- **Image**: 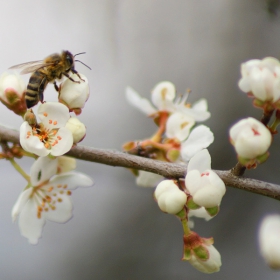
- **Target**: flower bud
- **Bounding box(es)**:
[57,156,76,173]
[59,73,89,113]
[238,57,280,103]
[183,232,222,274]
[259,215,280,269]
[229,117,272,160]
[185,149,226,210]
[0,72,27,115]
[154,180,187,214]
[65,117,86,143]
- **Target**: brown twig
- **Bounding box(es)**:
[1,124,280,200]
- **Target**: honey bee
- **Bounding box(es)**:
[9,50,91,108]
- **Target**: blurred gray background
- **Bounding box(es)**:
[0,0,280,279]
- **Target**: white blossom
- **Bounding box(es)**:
[126,82,210,122]
[238,57,280,102]
[189,243,222,273]
[59,73,89,110]
[154,180,187,214]
[0,72,26,103]
[259,215,280,269]
[185,149,226,208]
[20,102,73,157]
[12,156,94,244]
[229,117,272,159]
[66,117,86,143]
[136,170,163,188]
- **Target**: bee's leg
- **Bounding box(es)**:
[54,81,59,92]
[70,69,85,82]
[62,72,81,83]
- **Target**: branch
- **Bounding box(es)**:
[1,124,280,201]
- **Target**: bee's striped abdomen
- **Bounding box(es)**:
[25,71,48,108]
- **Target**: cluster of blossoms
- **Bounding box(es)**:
[0,70,93,244]
[125,82,225,273]
[231,57,280,269]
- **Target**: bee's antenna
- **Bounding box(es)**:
[74,52,86,57]
[75,60,92,70]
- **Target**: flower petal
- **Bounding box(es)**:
[126,86,157,115]
[181,126,214,162]
[187,149,211,173]
[18,198,46,245]
[30,157,58,186]
[43,193,73,223]
[11,188,32,222]
[136,170,163,187]
[38,102,70,129]
[166,112,195,141]
[49,172,94,190]
[151,81,176,111]
[49,127,73,156]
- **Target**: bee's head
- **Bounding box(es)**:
[62,50,75,70]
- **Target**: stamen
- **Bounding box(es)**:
[57,198,62,202]
[53,121,57,125]
[49,120,53,124]
[43,112,48,117]
[180,122,189,129]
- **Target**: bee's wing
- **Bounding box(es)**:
[9,60,53,74]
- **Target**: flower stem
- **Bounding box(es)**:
[182,217,191,236]
[9,158,30,182]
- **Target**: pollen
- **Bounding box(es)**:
[53,121,57,125]
[57,184,62,188]
[48,186,53,192]
[57,198,63,202]
[43,112,48,117]
[67,190,72,195]
[49,120,53,124]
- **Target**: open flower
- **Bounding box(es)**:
[259,214,280,269]
[238,57,280,103]
[126,82,210,121]
[185,149,226,210]
[20,102,73,157]
[154,180,187,214]
[229,117,272,162]
[12,156,94,244]
[59,73,89,114]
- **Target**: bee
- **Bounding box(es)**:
[9,50,91,108]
